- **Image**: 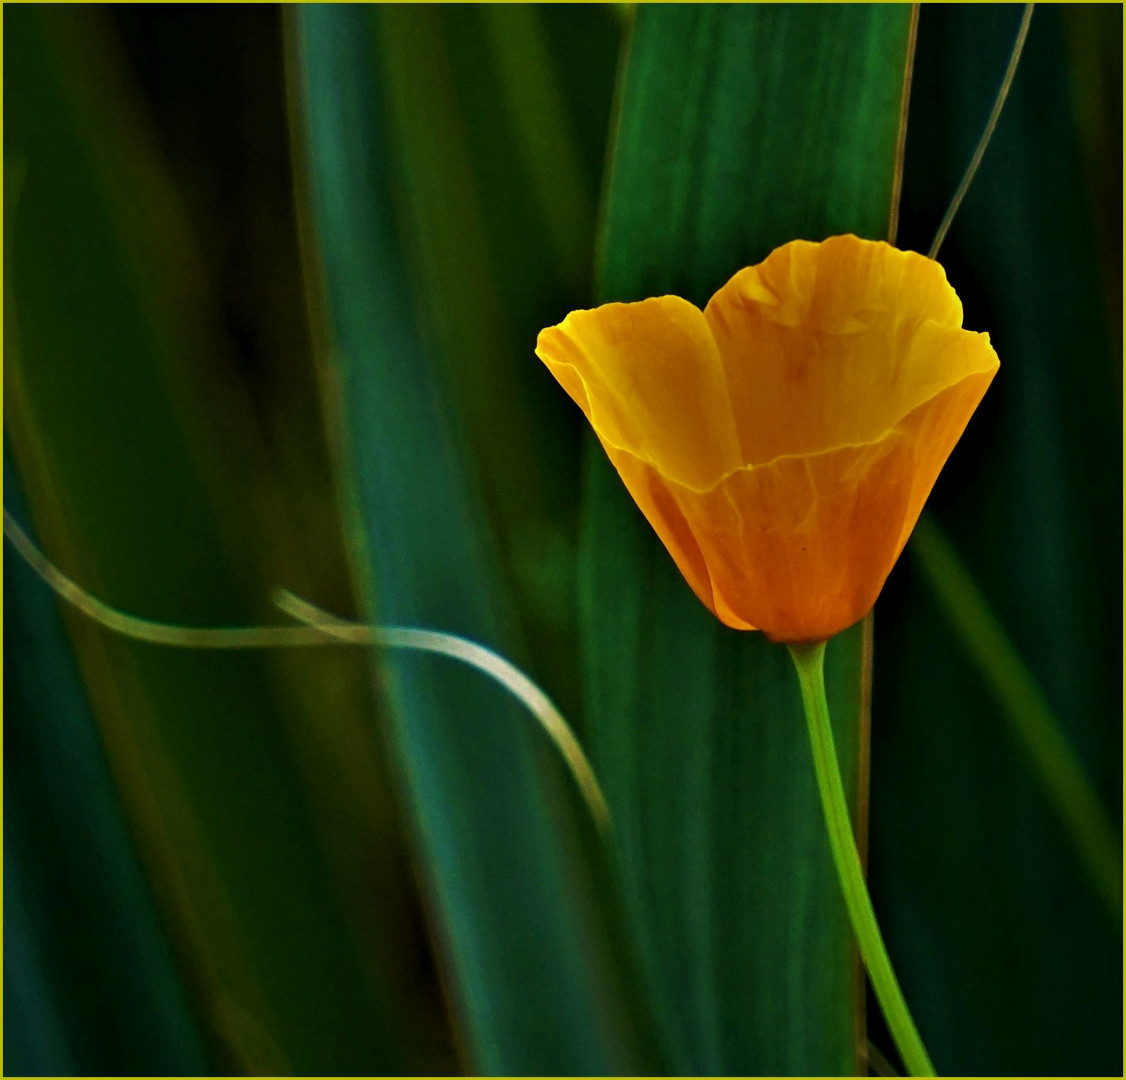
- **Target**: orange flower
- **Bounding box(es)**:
[536,234,999,643]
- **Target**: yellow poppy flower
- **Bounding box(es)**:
[536,234,999,643]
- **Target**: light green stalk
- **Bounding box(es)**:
[789,641,936,1078]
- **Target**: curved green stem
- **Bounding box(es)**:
[927,3,1034,260]
[788,641,936,1078]
[3,508,611,835]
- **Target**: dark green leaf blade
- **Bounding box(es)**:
[4,7,430,1073]
[292,6,659,1073]
[874,5,1122,1073]
[584,5,914,1074]
[4,458,211,1078]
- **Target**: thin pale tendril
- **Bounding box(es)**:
[887,3,920,247]
[867,1040,902,1079]
[275,589,610,831]
[4,509,331,648]
[4,508,610,834]
[928,3,1034,260]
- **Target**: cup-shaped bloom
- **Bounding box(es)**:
[536,234,999,643]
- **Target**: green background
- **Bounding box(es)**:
[4,4,1120,1076]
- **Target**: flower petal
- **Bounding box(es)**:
[703,234,980,466]
[536,297,742,490]
[536,236,1000,643]
[652,365,998,642]
[603,446,755,629]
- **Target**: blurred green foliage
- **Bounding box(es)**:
[4,3,1121,1077]
[292,7,657,1073]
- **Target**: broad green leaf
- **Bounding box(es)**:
[292,6,660,1073]
[4,7,435,1073]
[368,4,622,729]
[4,458,210,1077]
[872,5,1121,1073]
[583,5,914,1074]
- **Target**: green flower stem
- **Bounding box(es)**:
[788,640,936,1078]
